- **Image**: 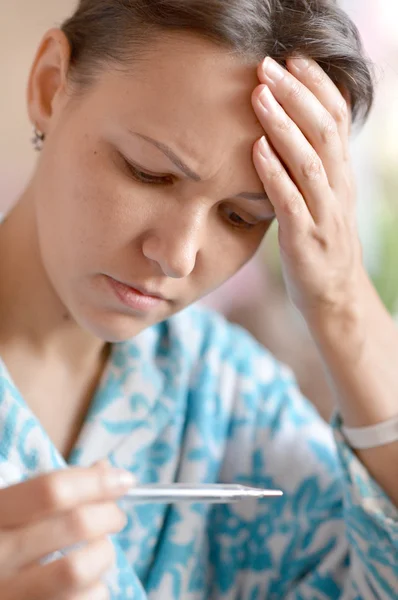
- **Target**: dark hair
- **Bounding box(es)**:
[61,0,374,123]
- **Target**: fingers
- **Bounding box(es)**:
[286,57,352,154]
[252,84,333,223]
[0,501,126,575]
[259,57,351,159]
[257,57,346,190]
[93,459,112,469]
[253,136,310,233]
[0,537,114,600]
[61,581,110,600]
[0,465,135,528]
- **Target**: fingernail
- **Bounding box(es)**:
[259,136,272,159]
[292,57,310,71]
[262,57,285,83]
[259,86,278,111]
[94,459,111,469]
[105,468,136,492]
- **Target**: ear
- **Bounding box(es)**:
[27,28,71,135]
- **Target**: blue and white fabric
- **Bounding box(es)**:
[0,306,397,598]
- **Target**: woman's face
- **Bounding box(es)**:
[31,32,275,341]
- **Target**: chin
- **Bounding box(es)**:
[73,307,156,343]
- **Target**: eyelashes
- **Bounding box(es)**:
[224,209,258,229]
[123,158,174,186]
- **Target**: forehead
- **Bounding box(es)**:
[88,32,264,178]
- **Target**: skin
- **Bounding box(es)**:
[253,56,398,506]
[1,31,275,345]
[0,24,397,597]
[0,31,275,457]
[0,462,135,598]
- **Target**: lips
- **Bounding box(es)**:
[124,282,167,301]
[107,276,168,313]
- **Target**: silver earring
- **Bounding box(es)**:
[32,127,45,151]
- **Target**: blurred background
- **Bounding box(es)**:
[1,0,397,419]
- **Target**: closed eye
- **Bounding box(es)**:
[120,154,272,230]
[123,158,174,185]
[223,207,260,230]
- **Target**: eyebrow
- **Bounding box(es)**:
[132,132,201,182]
[130,131,271,204]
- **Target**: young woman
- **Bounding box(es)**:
[0,0,397,598]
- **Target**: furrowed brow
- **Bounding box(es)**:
[130,132,202,182]
[129,131,272,207]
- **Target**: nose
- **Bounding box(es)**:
[142,209,206,279]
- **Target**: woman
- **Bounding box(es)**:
[0,0,397,598]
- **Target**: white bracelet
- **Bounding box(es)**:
[341,415,398,449]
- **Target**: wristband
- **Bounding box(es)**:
[341,414,398,449]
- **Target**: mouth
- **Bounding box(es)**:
[121,280,168,300]
[107,276,168,312]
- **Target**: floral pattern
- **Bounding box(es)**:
[0,306,397,598]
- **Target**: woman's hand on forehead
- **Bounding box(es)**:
[251,56,361,324]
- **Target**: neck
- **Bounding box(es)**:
[0,186,106,371]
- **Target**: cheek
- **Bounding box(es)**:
[201,223,269,292]
[45,147,139,262]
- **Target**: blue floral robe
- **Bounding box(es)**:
[0,306,397,598]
